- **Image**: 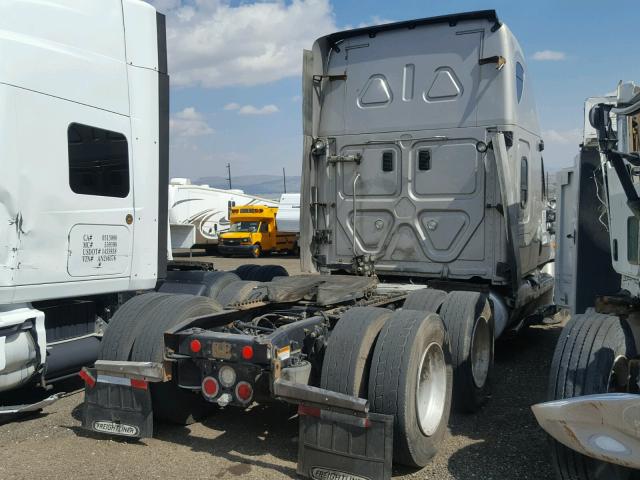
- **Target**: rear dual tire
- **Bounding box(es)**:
[321,307,452,468]
[404,289,494,413]
[369,310,452,467]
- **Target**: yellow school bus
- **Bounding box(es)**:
[218,206,298,258]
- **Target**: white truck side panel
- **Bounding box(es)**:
[0,85,134,290]
[127,64,161,290]
[0,0,130,116]
[122,0,161,71]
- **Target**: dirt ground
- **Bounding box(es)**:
[0,254,562,480]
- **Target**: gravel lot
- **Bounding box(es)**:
[1,254,562,480]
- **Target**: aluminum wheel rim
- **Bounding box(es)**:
[416,342,447,436]
[471,316,492,389]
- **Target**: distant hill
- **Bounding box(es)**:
[194,175,301,196]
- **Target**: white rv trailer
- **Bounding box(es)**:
[275,192,301,233]
[0,0,169,407]
[168,178,277,251]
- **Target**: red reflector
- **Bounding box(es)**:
[130,379,148,390]
[190,339,202,353]
[298,404,321,417]
[235,381,253,403]
[202,377,219,398]
[78,368,96,388]
[241,345,254,360]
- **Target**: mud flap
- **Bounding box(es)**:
[81,367,154,438]
[297,406,393,480]
[273,380,393,480]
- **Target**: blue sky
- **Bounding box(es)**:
[152,0,640,180]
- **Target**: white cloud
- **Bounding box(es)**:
[170,107,214,137]
[238,104,279,115]
[150,0,337,88]
[532,50,566,61]
[224,102,241,111]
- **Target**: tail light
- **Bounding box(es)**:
[235,381,253,403]
[190,339,202,353]
[241,345,254,360]
[202,376,219,398]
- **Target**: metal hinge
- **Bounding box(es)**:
[313,230,332,244]
[327,153,362,164]
[479,55,506,70]
[313,73,347,84]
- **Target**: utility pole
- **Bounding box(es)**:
[282,167,287,194]
[226,163,232,189]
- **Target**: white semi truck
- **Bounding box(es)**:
[533,83,640,479]
[0,0,170,407]
[74,10,557,480]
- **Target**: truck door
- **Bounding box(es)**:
[10,112,135,288]
[554,167,577,310]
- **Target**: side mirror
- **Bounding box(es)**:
[589,104,610,131]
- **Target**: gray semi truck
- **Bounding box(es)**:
[75,9,556,479]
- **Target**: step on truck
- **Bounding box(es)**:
[533,83,640,478]
[78,9,555,479]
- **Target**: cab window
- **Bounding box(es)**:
[68,123,129,198]
[229,222,258,232]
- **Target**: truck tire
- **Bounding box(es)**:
[403,289,447,313]
[216,280,264,307]
[548,311,637,480]
[368,310,452,467]
[321,307,392,397]
[255,265,289,282]
[235,264,260,281]
[439,291,493,412]
[129,295,222,425]
[251,244,262,258]
[98,292,172,361]
[202,271,241,299]
[234,264,289,282]
[159,270,240,300]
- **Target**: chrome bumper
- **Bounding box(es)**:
[532,393,640,469]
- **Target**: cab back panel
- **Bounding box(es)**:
[313,19,503,281]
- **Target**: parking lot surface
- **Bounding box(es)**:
[1,254,560,480]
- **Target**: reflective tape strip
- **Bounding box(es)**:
[97,374,131,387]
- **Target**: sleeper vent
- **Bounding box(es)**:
[382,152,394,172]
[418,151,431,171]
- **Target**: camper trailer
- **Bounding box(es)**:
[168,178,277,251]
